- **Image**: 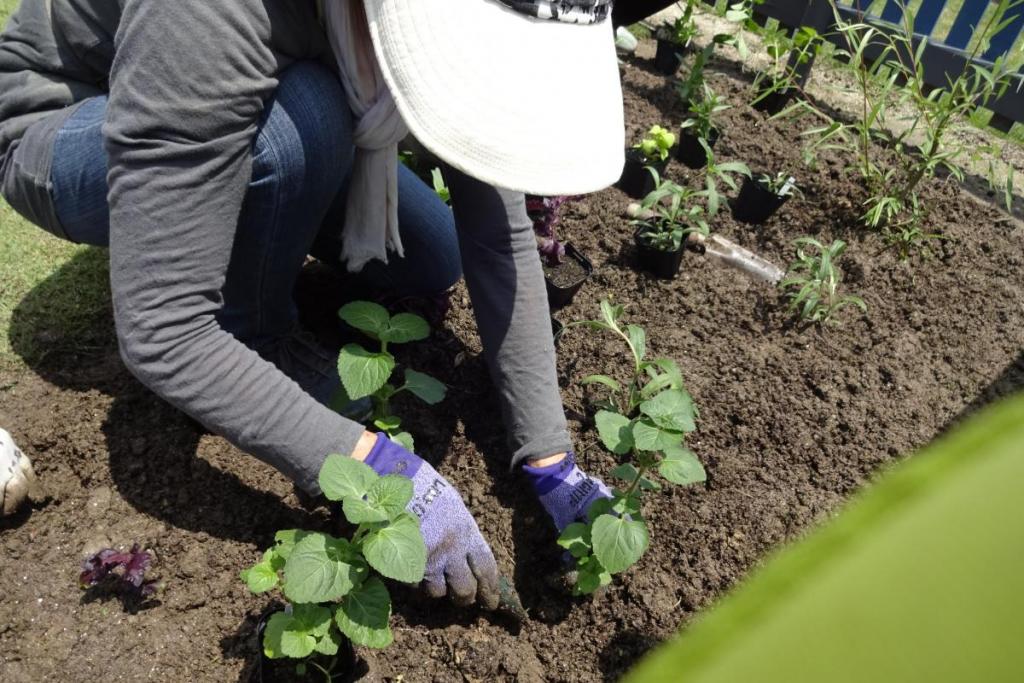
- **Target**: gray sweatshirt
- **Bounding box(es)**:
[0,0,571,492]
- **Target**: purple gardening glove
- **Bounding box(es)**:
[522,452,613,533]
[363,434,500,609]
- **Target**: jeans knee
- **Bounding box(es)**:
[252,61,353,200]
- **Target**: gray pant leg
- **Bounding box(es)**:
[445,167,572,467]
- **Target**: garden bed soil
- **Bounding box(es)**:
[1,42,1022,683]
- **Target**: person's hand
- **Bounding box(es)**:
[362,434,500,609]
[1,428,41,516]
[522,451,613,532]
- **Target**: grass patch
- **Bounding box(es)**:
[0,2,111,372]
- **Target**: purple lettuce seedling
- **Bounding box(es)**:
[527,195,575,266]
[80,544,157,597]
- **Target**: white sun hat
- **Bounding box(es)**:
[364,0,625,196]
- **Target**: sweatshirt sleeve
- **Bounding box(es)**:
[104,0,364,492]
[446,168,573,466]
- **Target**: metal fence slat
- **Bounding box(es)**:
[914,0,949,36]
[944,1,989,49]
[879,0,905,24]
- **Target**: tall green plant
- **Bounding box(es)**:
[559,302,707,595]
[794,0,1021,257]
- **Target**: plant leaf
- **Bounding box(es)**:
[336,576,394,649]
[595,411,635,455]
[342,497,390,524]
[363,512,427,584]
[338,344,395,400]
[390,431,415,452]
[591,514,650,574]
[338,301,390,338]
[367,475,414,521]
[626,325,647,364]
[575,555,613,595]
[240,549,282,594]
[582,374,622,393]
[380,313,430,344]
[659,445,707,486]
[313,627,342,656]
[639,389,697,432]
[404,370,447,405]
[319,454,379,502]
[632,419,685,452]
[273,530,312,560]
[609,463,640,482]
[557,522,593,559]
[283,534,367,603]
[262,611,294,660]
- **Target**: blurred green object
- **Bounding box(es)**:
[626,395,1024,683]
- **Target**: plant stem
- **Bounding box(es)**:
[623,462,651,500]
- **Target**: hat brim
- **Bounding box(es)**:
[365,0,625,196]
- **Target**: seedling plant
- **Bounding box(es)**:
[750,25,819,106]
[793,0,1021,257]
[633,171,710,251]
[560,302,707,594]
[527,195,575,266]
[680,84,730,142]
[676,1,753,105]
[758,172,800,198]
[780,237,866,325]
[700,142,752,216]
[664,0,698,48]
[634,125,676,164]
[240,455,428,679]
[336,302,447,452]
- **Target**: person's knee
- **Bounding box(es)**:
[252,61,353,198]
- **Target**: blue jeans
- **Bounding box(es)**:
[50,61,461,351]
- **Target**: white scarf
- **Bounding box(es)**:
[323,0,408,272]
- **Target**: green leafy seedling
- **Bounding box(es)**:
[240,456,427,679]
[780,237,866,325]
[634,125,676,164]
[336,301,447,451]
[560,301,707,595]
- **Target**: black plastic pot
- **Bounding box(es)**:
[543,242,593,309]
[654,38,687,75]
[752,83,794,116]
[617,150,667,199]
[634,228,684,279]
[257,608,362,682]
[675,127,719,169]
[732,175,792,224]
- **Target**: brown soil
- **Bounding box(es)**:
[2,45,1023,683]
[542,251,590,290]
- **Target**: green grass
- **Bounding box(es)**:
[1,1,111,370]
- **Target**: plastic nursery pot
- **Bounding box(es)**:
[543,242,594,310]
[617,149,668,199]
[752,82,794,116]
[675,127,720,169]
[732,175,791,224]
[633,227,684,279]
[653,38,687,75]
[256,609,361,683]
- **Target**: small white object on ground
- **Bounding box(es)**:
[1,428,42,516]
[615,26,639,54]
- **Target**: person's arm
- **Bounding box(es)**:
[104,0,365,491]
[445,168,573,467]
